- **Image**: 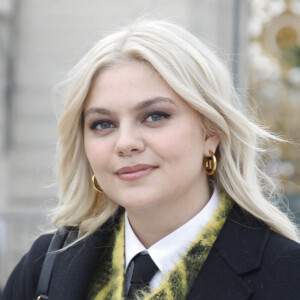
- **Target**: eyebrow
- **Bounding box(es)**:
[134,97,176,111]
[84,97,176,118]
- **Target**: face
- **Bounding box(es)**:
[84,62,219,214]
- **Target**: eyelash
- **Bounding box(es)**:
[90,120,115,131]
[89,111,171,131]
[144,111,171,122]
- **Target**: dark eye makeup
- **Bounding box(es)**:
[90,120,115,131]
[144,111,171,122]
[87,109,172,133]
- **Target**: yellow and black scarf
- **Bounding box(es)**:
[87,194,233,300]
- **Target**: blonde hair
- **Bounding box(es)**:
[52,19,299,242]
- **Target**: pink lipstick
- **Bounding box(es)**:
[115,164,157,181]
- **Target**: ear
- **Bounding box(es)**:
[203,133,220,157]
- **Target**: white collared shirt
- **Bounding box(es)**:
[124,189,219,290]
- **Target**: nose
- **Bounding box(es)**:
[114,123,145,156]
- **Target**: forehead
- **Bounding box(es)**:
[84,62,180,109]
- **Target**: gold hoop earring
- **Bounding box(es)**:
[92,175,104,193]
[204,150,217,176]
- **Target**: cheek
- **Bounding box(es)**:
[154,123,205,162]
[84,138,112,171]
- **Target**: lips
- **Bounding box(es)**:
[115,164,157,180]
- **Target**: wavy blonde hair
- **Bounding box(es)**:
[52,19,299,242]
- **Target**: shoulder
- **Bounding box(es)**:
[262,229,300,271]
[227,205,300,296]
[268,228,300,252]
[227,204,300,261]
[2,233,54,300]
[27,232,54,261]
[13,232,54,274]
[249,230,300,298]
[213,204,300,298]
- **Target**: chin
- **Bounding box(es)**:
[111,190,161,211]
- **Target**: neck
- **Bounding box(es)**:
[126,180,211,248]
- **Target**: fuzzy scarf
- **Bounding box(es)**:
[87,194,233,300]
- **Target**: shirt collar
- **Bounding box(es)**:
[125,189,220,275]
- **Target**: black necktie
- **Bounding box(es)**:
[127,253,158,299]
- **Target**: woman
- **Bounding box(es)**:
[3,19,300,300]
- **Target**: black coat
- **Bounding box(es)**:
[2,205,300,300]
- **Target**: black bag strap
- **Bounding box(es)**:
[35,227,77,300]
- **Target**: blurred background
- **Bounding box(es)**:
[0,0,299,288]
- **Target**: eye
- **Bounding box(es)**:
[145,111,171,122]
[90,120,115,131]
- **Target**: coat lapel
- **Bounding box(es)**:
[187,205,270,300]
[187,248,252,300]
